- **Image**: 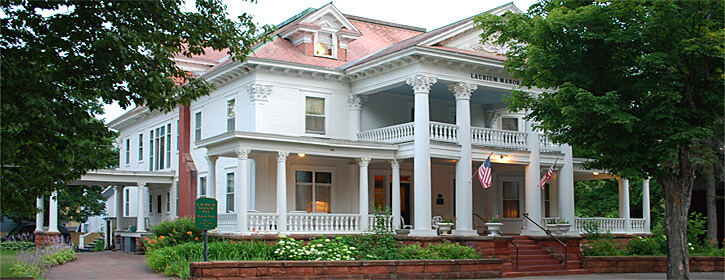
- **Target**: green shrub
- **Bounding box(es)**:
[92,238,105,252]
[580,234,623,256]
[146,240,274,279]
[11,241,76,279]
[147,217,203,249]
[626,236,666,256]
[687,212,707,250]
[345,233,402,260]
[0,241,35,251]
[400,240,482,260]
[273,235,356,261]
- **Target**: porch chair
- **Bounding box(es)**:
[432,216,443,235]
[400,217,412,229]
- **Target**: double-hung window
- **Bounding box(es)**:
[166,192,170,212]
[314,31,335,58]
[227,99,235,131]
[305,97,325,134]
[138,134,143,162]
[199,177,207,197]
[502,181,520,218]
[195,112,202,141]
[295,171,331,213]
[124,189,130,216]
[501,117,520,131]
[226,173,235,213]
[148,124,171,171]
[125,139,130,165]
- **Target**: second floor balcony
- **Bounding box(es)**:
[357,121,561,153]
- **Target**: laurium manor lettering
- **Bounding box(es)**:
[470,73,521,86]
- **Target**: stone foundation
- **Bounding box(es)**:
[582,256,725,273]
[34,231,61,247]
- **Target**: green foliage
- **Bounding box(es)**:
[400,240,482,260]
[11,241,77,279]
[687,212,708,249]
[370,206,394,234]
[574,180,620,218]
[11,262,46,280]
[0,0,274,216]
[92,238,105,252]
[345,233,402,260]
[626,236,667,256]
[145,217,203,250]
[273,235,356,261]
[146,240,274,279]
[580,234,624,256]
[0,241,35,251]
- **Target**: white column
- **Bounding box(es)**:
[391,160,401,229]
[358,157,371,231]
[557,144,577,235]
[643,178,651,232]
[205,155,218,199]
[620,178,631,233]
[276,152,289,232]
[170,183,177,218]
[136,183,147,232]
[521,119,543,235]
[449,82,478,236]
[48,191,59,233]
[406,74,437,237]
[35,196,44,232]
[115,186,124,230]
[348,95,364,140]
[236,148,250,233]
[248,84,272,133]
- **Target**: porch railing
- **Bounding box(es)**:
[249,213,278,232]
[218,213,237,232]
[471,127,527,150]
[574,217,648,234]
[288,213,361,233]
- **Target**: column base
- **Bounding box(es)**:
[34,231,61,247]
[451,229,479,236]
[409,229,437,237]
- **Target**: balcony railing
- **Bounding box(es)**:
[539,134,561,153]
[471,127,527,150]
[429,122,458,143]
[357,122,414,143]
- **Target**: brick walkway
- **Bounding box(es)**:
[45,251,174,279]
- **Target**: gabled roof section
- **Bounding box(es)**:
[341,2,522,70]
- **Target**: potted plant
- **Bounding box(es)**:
[437,217,455,235]
[557,220,571,234]
[545,218,559,234]
[485,215,503,236]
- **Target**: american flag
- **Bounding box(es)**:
[478,155,492,189]
[539,158,559,189]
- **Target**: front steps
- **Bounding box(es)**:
[503,235,588,278]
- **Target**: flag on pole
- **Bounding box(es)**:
[539,158,559,189]
[478,155,492,189]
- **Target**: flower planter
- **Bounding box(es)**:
[557,224,571,234]
[485,222,503,236]
[545,224,558,234]
[438,223,453,235]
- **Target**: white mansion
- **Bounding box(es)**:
[56,3,651,248]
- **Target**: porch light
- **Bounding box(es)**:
[592,172,599,176]
[499,154,510,160]
[298,153,306,158]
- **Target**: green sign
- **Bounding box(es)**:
[195,198,217,230]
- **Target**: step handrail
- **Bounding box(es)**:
[522,213,568,270]
[79,224,104,250]
[499,231,519,272]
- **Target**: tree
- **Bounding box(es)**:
[476,1,724,278]
[0,1,272,215]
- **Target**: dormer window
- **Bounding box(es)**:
[315,31,336,58]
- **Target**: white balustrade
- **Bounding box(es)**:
[574,217,650,234]
[248,213,278,232]
[357,122,414,143]
[287,213,361,233]
[218,213,238,232]
[429,122,458,143]
[471,127,527,150]
[368,215,394,232]
[539,134,561,153]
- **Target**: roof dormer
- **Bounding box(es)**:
[278,3,362,60]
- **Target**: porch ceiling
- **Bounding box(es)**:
[381,82,511,106]
[69,169,175,186]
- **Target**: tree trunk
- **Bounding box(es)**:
[705,164,718,248]
[660,148,697,280]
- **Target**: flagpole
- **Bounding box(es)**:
[469,152,494,181]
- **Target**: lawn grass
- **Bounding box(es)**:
[0,250,18,277]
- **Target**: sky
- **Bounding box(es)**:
[98,0,538,123]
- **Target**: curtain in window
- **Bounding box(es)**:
[502,181,519,218]
[305,97,324,133]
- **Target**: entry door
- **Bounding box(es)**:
[400,182,411,225]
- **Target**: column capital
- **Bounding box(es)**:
[448,82,477,100]
[390,159,400,169]
[248,84,273,102]
[236,148,251,160]
[348,94,366,110]
[205,155,219,164]
[406,74,437,93]
[276,151,289,162]
[357,157,371,167]
[137,182,147,188]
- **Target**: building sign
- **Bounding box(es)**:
[470,73,521,86]
[195,198,217,230]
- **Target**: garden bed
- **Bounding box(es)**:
[190,259,503,279]
[582,256,725,273]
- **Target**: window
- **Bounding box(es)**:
[501,117,519,131]
[176,120,179,151]
[195,112,202,141]
[138,134,143,162]
[226,173,235,213]
[175,181,179,216]
[125,139,130,164]
[149,129,154,171]
[149,193,152,215]
[157,195,162,214]
[314,31,335,58]
[166,192,170,212]
[124,189,129,216]
[502,181,520,218]
[148,124,171,171]
[295,171,331,213]
[199,176,207,197]
[227,99,235,131]
[305,97,325,134]
[544,184,551,217]
[166,124,171,168]
[374,176,385,209]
